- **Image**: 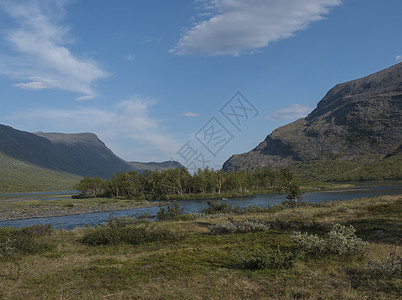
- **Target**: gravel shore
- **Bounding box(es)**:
[0,203,159,222]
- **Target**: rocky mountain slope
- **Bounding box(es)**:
[223,63,402,180]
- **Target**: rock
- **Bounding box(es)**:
[223,63,402,175]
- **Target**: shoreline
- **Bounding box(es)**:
[0,202,161,222]
[1,182,401,223]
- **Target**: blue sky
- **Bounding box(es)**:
[0,0,401,170]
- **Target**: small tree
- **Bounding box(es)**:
[280,169,302,204]
[157,201,184,221]
[285,182,302,204]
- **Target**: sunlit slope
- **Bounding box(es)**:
[0,152,81,193]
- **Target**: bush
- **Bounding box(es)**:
[0,238,20,280]
[0,238,17,260]
[18,224,52,236]
[157,201,184,221]
[0,225,55,256]
[292,224,370,258]
[202,201,235,215]
[327,224,370,257]
[80,223,179,246]
[365,252,402,278]
[208,219,269,235]
[242,205,269,213]
[105,216,146,228]
[237,247,297,270]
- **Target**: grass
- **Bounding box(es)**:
[0,194,401,299]
[0,153,81,193]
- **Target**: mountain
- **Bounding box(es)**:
[128,161,183,172]
[223,63,402,181]
[34,131,135,178]
[0,125,182,192]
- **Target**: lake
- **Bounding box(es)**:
[0,185,401,229]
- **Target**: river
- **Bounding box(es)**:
[0,185,401,229]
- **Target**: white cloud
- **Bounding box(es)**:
[75,95,95,101]
[265,104,313,121]
[183,112,200,117]
[13,77,58,90]
[0,0,107,99]
[6,97,182,161]
[396,55,402,62]
[171,0,342,56]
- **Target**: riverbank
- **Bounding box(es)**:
[0,197,159,221]
[1,183,402,223]
[0,194,400,299]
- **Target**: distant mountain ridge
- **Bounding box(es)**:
[128,161,183,172]
[0,124,182,191]
[223,63,402,180]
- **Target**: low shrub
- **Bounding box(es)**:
[13,235,55,255]
[157,201,184,221]
[236,247,297,270]
[202,201,233,215]
[292,224,370,258]
[80,223,179,246]
[0,225,55,255]
[18,224,52,236]
[208,219,269,235]
[105,216,146,228]
[365,252,402,278]
[0,238,17,260]
[242,205,269,213]
[0,238,20,280]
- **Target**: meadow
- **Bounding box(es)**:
[0,194,401,299]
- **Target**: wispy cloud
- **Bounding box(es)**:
[171,0,342,56]
[125,54,136,62]
[183,112,200,117]
[6,97,182,161]
[396,55,402,62]
[0,0,107,99]
[265,104,313,121]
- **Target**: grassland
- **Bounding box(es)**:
[0,194,401,299]
[0,153,81,193]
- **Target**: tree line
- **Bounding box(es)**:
[74,167,301,200]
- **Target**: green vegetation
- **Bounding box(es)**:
[0,153,81,193]
[208,219,269,235]
[156,201,185,221]
[75,167,300,200]
[80,223,180,246]
[290,152,402,184]
[0,194,400,299]
[292,224,370,258]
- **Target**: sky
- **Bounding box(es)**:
[0,0,401,171]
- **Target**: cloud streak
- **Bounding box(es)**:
[6,97,182,161]
[183,112,200,117]
[171,0,342,56]
[265,104,313,121]
[0,0,107,99]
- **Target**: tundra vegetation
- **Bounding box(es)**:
[0,194,401,299]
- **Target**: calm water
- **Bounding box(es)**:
[0,185,401,229]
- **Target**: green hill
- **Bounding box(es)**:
[0,152,81,193]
